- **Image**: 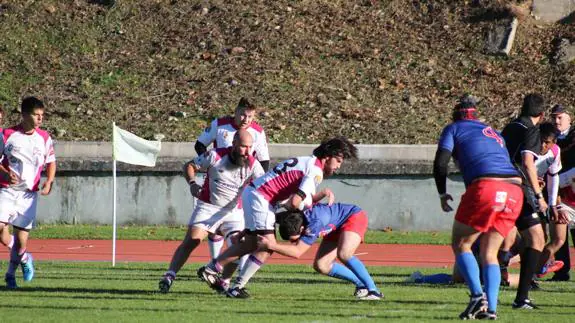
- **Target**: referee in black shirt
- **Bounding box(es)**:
[501,93,547,309]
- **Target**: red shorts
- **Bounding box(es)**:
[454,179,523,237]
[323,210,368,242]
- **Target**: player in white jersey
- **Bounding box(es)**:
[158,130,265,293]
[195,97,270,267]
[0,97,56,289]
[199,136,358,298]
[532,122,571,277]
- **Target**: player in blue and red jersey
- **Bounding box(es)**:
[434,95,524,320]
[257,203,383,300]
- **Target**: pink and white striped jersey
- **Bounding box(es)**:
[197,117,269,162]
[252,156,324,204]
[1,125,55,191]
[535,144,561,177]
[193,147,265,208]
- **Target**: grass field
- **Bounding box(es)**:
[32,224,452,245]
[1,261,574,322]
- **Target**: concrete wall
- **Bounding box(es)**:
[532,0,575,23]
[37,173,466,231]
[35,142,466,231]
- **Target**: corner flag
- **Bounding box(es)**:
[111,122,161,266]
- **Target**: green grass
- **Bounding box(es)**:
[1,261,574,322]
[32,224,451,244]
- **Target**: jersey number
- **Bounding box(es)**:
[482,127,504,147]
[273,158,299,175]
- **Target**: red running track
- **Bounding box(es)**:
[1,240,574,268]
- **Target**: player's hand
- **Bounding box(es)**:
[41,181,53,195]
[440,193,453,212]
[8,171,19,185]
[322,188,335,205]
[256,235,271,251]
[537,177,546,189]
[189,182,202,198]
[538,198,548,213]
[555,207,570,224]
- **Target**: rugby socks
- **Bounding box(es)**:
[482,264,501,312]
[7,248,26,275]
[327,263,365,288]
[208,235,225,260]
[456,252,483,296]
[420,273,453,284]
[344,256,378,291]
[516,248,541,302]
[164,270,176,279]
[231,254,262,289]
[235,254,249,272]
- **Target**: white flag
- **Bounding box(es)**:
[112,123,161,167]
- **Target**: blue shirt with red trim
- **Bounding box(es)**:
[300,203,362,245]
[438,120,519,186]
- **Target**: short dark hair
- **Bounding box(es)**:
[236,97,256,111]
[313,136,358,160]
[276,210,304,241]
[539,122,558,141]
[520,93,545,117]
[21,96,44,115]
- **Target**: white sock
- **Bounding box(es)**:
[232,255,262,289]
[208,236,224,260]
[235,254,249,272]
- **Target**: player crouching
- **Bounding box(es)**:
[258,203,383,300]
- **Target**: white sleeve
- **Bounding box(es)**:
[254,130,270,161]
[196,119,218,147]
[298,162,323,198]
[547,150,562,175]
[547,173,559,206]
[191,150,215,172]
[45,136,56,164]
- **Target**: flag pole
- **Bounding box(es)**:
[112,122,117,267]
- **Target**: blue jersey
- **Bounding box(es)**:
[438,120,519,186]
[300,203,362,245]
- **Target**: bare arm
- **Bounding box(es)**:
[41,162,56,195]
[183,161,202,197]
[259,236,312,259]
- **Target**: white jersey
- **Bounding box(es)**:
[252,155,324,204]
[1,126,55,191]
[197,116,269,162]
[535,144,561,177]
[192,147,265,208]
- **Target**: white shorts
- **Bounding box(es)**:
[188,200,244,237]
[242,185,276,231]
[0,188,38,230]
[557,203,575,228]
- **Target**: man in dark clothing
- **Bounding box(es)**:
[501,93,547,309]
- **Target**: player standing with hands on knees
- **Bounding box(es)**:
[199,136,357,298]
[0,96,56,288]
[434,95,523,320]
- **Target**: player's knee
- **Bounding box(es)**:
[313,260,330,274]
[336,249,354,262]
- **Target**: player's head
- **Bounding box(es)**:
[231,129,253,166]
[550,104,571,133]
[276,210,305,242]
[313,136,358,177]
[234,97,256,129]
[539,122,558,155]
[452,94,478,121]
[21,96,45,128]
[520,93,545,120]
